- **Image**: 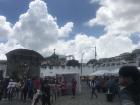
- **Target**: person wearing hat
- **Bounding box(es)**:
[119,66,140,105]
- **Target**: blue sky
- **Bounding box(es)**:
[0,0,140,60]
[0,0,31,23]
[46,0,104,37]
[0,0,104,38]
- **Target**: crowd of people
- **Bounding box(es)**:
[86,66,140,105]
[0,65,140,105]
[87,75,119,100]
[0,76,77,105]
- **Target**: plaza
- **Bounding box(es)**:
[0,81,120,105]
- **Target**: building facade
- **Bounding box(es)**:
[41,52,67,69]
[93,49,140,71]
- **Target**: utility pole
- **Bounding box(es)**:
[95,46,97,60]
[94,46,97,72]
[81,52,84,76]
[54,49,56,54]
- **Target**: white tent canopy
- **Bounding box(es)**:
[109,69,119,75]
[89,69,119,76]
[89,70,109,76]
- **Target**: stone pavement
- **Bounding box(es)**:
[53,81,120,105]
[0,81,120,105]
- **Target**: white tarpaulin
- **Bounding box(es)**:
[89,69,119,76]
[89,70,109,76]
[109,69,119,75]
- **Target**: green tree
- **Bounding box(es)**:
[66,59,80,67]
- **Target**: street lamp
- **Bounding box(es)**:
[81,52,85,76]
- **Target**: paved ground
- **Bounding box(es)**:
[53,81,120,105]
[0,81,120,105]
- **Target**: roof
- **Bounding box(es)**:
[6,49,44,60]
[132,49,140,54]
[50,53,58,58]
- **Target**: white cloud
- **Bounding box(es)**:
[96,34,136,58]
[88,0,140,34]
[0,40,24,60]
[86,0,140,60]
[45,33,137,62]
[44,33,97,62]
[39,34,97,62]
[58,22,74,38]
[0,16,20,60]
[0,0,73,60]
[13,0,73,51]
[0,0,140,63]
[0,16,12,38]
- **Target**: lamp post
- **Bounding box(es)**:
[94,46,97,60]
[89,46,97,72]
[81,52,85,77]
[94,46,97,71]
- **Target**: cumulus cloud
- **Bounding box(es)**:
[0,0,73,59]
[0,16,12,38]
[38,33,96,57]
[88,0,140,34]
[86,0,140,60]
[0,40,24,60]
[44,33,97,62]
[46,33,137,62]
[13,0,73,51]
[96,34,136,58]
[0,16,20,60]
[58,22,74,38]
[0,0,140,63]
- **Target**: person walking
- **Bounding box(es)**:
[27,78,33,100]
[20,79,28,102]
[90,79,98,99]
[0,79,3,101]
[41,79,51,105]
[71,78,77,98]
[119,66,140,105]
[7,79,16,103]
